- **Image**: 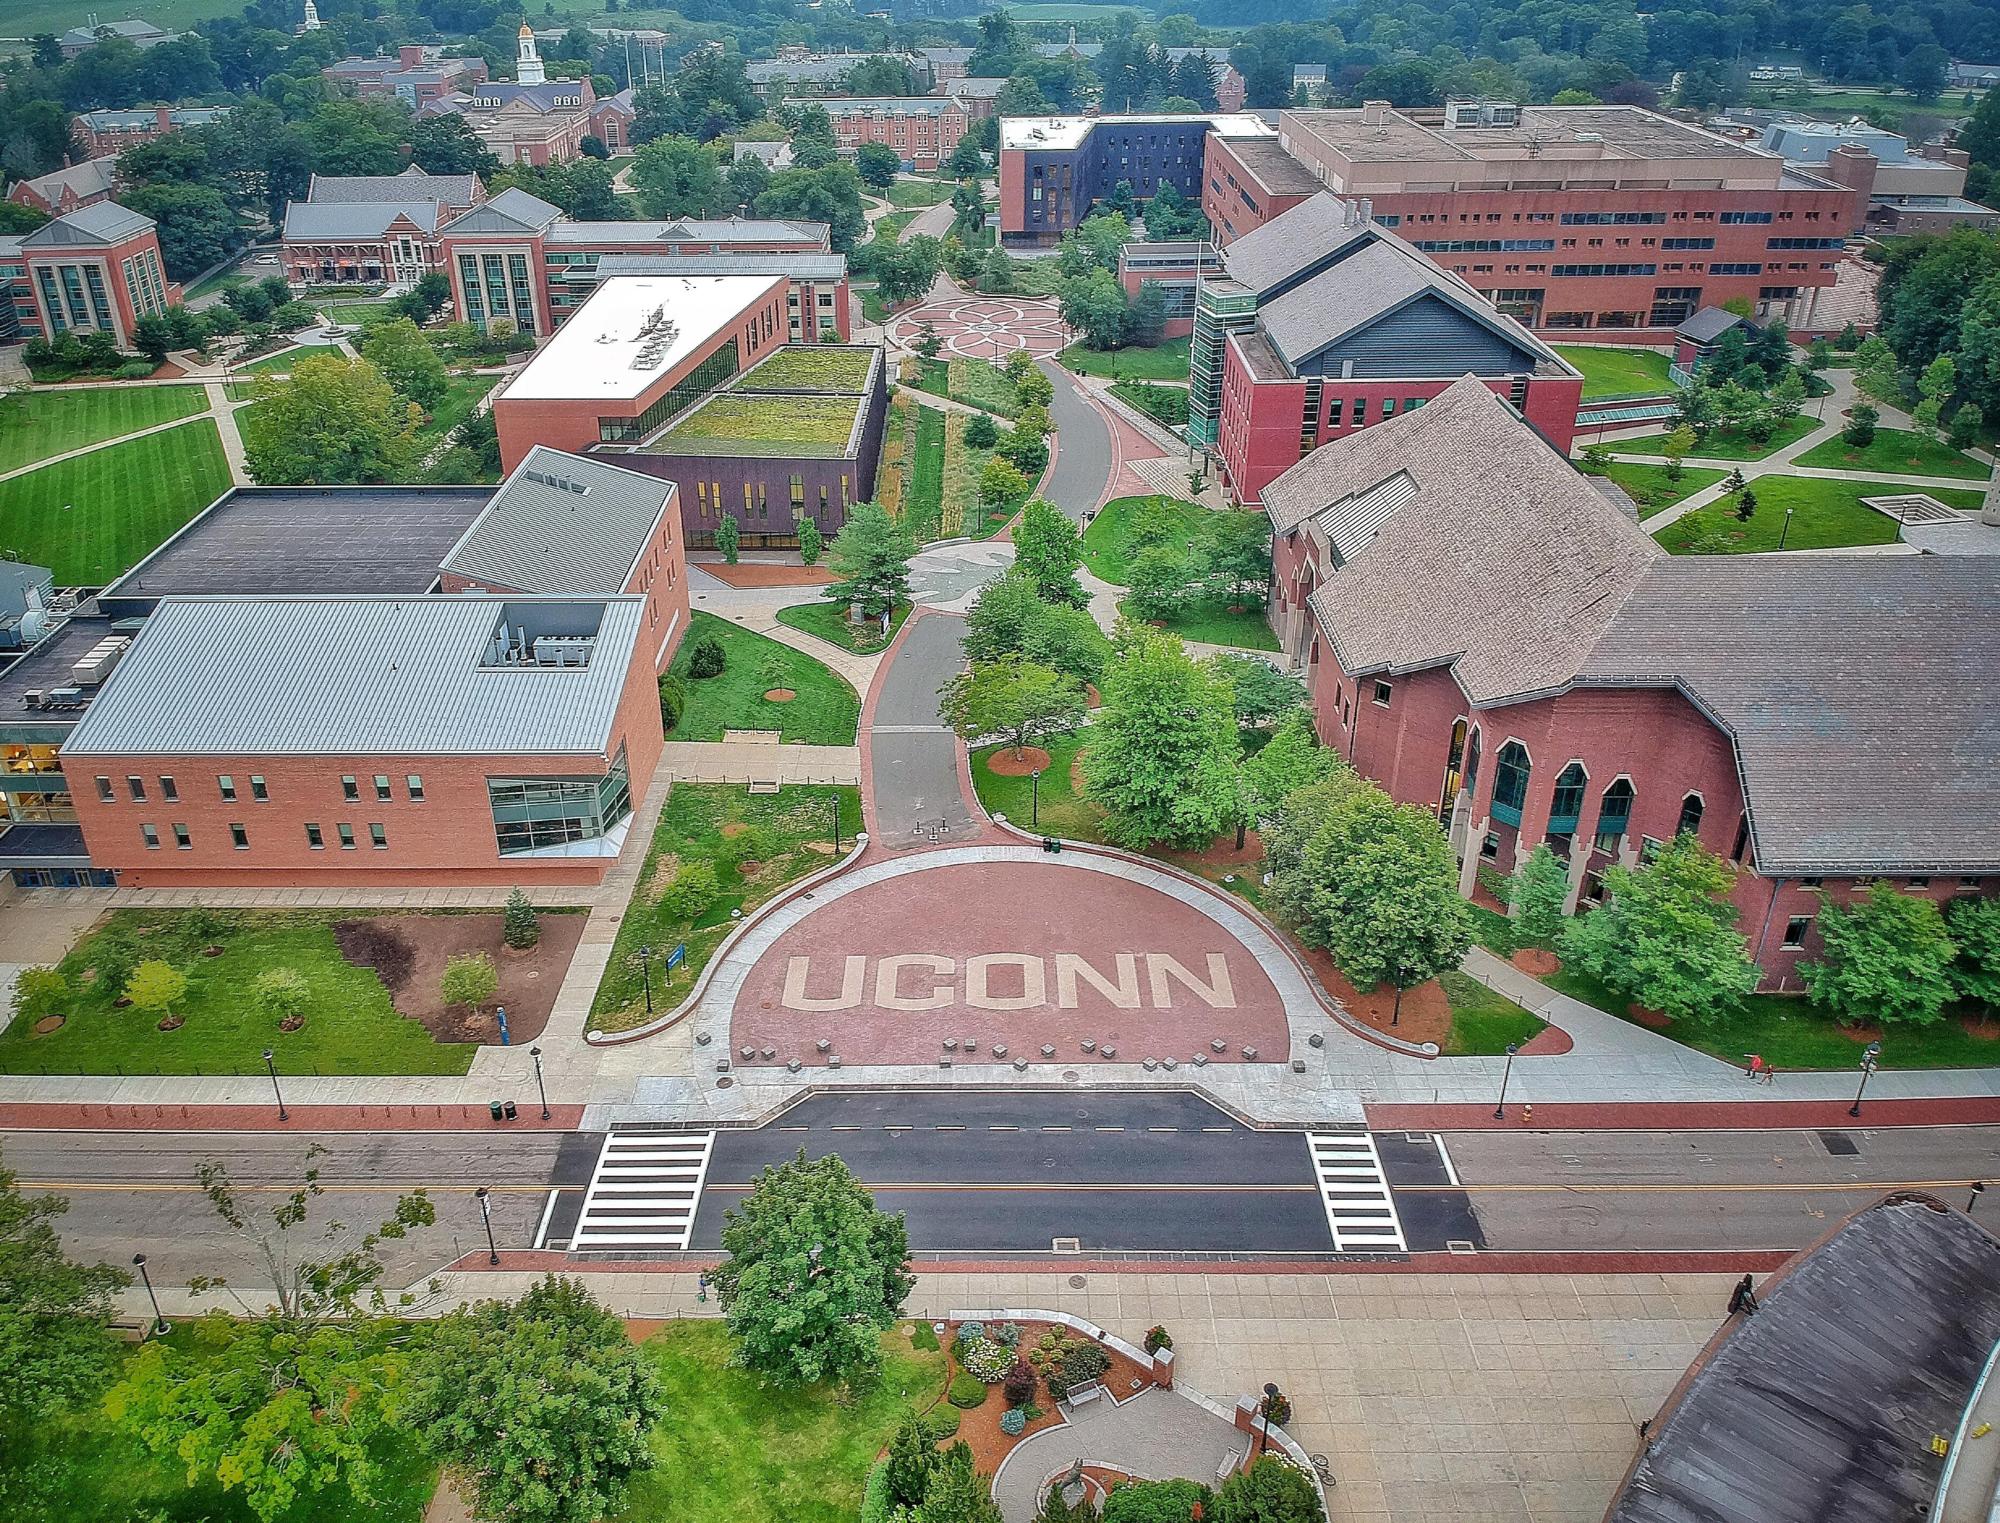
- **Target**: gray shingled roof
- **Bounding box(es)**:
[1607,1195,2000,1523]
[584,251,846,280]
[442,187,563,235]
[63,596,645,758]
[1217,191,1372,298]
[306,170,480,205]
[543,217,822,246]
[1578,555,2000,873]
[14,158,117,203]
[1677,306,1749,343]
[439,449,673,598]
[21,200,153,247]
[283,200,442,240]
[1292,379,1659,703]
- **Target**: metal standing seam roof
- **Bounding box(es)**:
[1606,1195,2000,1523]
[283,200,442,240]
[306,170,480,205]
[439,449,673,597]
[61,596,646,759]
[441,187,563,235]
[1216,191,1375,297]
[542,217,824,246]
[21,200,154,246]
[581,251,847,282]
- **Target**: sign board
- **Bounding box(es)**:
[666,942,687,972]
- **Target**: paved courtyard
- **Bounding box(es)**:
[887,295,1070,360]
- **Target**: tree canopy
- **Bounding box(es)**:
[1082,626,1241,849]
[243,354,419,487]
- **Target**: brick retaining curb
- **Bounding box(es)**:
[1367,1097,2000,1130]
[0,1102,585,1131]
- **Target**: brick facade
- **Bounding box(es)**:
[823,97,970,171]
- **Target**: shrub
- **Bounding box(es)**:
[1003,1359,1037,1405]
[1143,1325,1173,1354]
[911,1321,941,1351]
[253,967,310,1026]
[955,1321,985,1346]
[860,1459,893,1523]
[1843,404,1879,447]
[124,960,187,1020]
[920,1406,961,1441]
[798,516,824,566]
[659,672,688,728]
[994,1321,1021,1346]
[1000,1407,1027,1436]
[1060,1341,1110,1389]
[688,636,726,679]
[440,951,498,1012]
[11,965,68,1022]
[960,1337,1012,1382]
[947,1372,988,1408]
[660,861,720,921]
[180,906,236,946]
[115,359,156,379]
[503,887,540,950]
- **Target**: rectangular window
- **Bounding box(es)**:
[250,776,268,801]
[1381,398,1396,419]
[370,823,387,850]
[141,823,159,850]
[126,776,146,801]
[218,775,235,801]
[173,824,191,850]
[1781,916,1811,949]
[337,823,356,850]
[1560,211,1665,225]
[1709,263,1764,276]
[305,823,324,850]
[230,823,248,850]
[1372,679,1392,706]
[1326,397,1344,427]
[95,776,113,802]
[1719,210,1773,224]
[1480,832,1499,860]
[160,775,178,802]
[1800,876,1823,889]
[342,776,359,801]
[373,775,391,801]
[1906,876,1930,890]
[1961,877,1982,892]
[407,775,425,801]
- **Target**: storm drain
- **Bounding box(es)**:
[1817,1130,1861,1156]
[1052,1237,1082,1254]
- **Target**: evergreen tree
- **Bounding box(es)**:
[503,887,539,950]
[823,503,915,620]
[1505,844,1571,946]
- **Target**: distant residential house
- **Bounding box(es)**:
[58,17,177,57]
[591,88,637,153]
[917,46,973,83]
[732,139,796,171]
[821,96,972,170]
[72,105,232,161]
[1948,61,2000,89]
[744,49,922,97]
[938,76,1006,120]
[1292,64,1330,103]
[7,158,117,217]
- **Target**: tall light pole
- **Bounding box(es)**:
[1849,1039,1882,1119]
[132,1252,169,1336]
[1031,767,1042,828]
[1259,1383,1281,1456]
[475,1186,499,1266]
[1970,1181,1986,1215]
[529,1044,550,1121]
[1777,507,1794,550]
[262,1048,288,1122]
[638,943,654,1015]
[831,794,841,853]
[1493,1042,1520,1121]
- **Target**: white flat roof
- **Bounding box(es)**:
[1000,112,1273,152]
[502,275,784,402]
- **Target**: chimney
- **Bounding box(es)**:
[156,105,172,131]
[1358,196,1372,224]
[1361,100,1390,126]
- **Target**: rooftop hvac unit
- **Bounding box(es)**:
[20,689,42,709]
[531,634,596,666]
[71,635,131,687]
[46,685,84,707]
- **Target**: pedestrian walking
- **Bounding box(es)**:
[1758,1063,1777,1086]
[1745,1053,1765,1080]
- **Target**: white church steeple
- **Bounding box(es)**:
[299,0,321,31]
[516,25,545,85]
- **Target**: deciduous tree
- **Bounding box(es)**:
[360,317,448,409]
[0,1159,128,1423]
[1213,1454,1326,1523]
[243,355,418,487]
[854,141,901,190]
[1947,897,2000,1013]
[713,1150,913,1384]
[1506,843,1571,946]
[1012,498,1087,606]
[1240,707,1333,821]
[1802,881,1957,1027]
[1082,627,1240,849]
[124,959,187,1021]
[939,658,1086,759]
[631,134,730,217]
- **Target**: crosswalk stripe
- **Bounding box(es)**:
[1305,1132,1408,1254]
[572,1130,715,1251]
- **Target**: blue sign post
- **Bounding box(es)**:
[666,943,687,973]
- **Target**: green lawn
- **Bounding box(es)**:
[589,781,863,1031]
[616,1321,945,1523]
[0,419,231,584]
[914,357,1019,417]
[668,610,860,744]
[233,346,317,376]
[858,284,892,325]
[1584,460,1728,514]
[1792,426,1992,480]
[1108,379,1189,429]
[415,371,502,447]
[1439,969,1547,1057]
[0,384,206,476]
[1081,494,1208,585]
[318,300,399,328]
[0,1325,435,1523]
[775,598,911,652]
[1132,594,1280,651]
[1556,344,1674,399]
[0,910,478,1077]
[971,734,1108,842]
[1654,475,1988,553]
[1605,414,1820,461]
[1058,336,1190,381]
[884,179,953,208]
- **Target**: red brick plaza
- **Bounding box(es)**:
[727,857,1293,1068]
[886,295,1070,361]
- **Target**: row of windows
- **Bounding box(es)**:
[1374,207,1826,226]
[141,821,389,851]
[1560,211,1665,225]
[1765,237,1845,250]
[1551,263,1657,277]
[97,773,424,804]
[1413,239,1555,253]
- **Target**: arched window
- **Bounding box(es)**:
[1595,779,1635,851]
[1676,792,1704,839]
[1492,742,1530,825]
[1463,728,1482,794]
[1549,762,1587,834]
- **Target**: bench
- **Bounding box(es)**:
[1064,1381,1104,1409]
[1215,1446,1247,1483]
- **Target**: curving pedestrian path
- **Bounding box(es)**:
[991,1388,1247,1523]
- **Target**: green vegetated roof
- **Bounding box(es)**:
[735,345,875,394]
[657,392,863,457]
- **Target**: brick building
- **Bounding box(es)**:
[58,17,176,57]
[418,29,599,167]
[72,105,231,160]
[19,202,176,350]
[492,277,885,547]
[1261,377,1999,989]
[323,45,488,108]
[7,158,117,217]
[1260,102,1861,333]
[281,169,484,287]
[822,97,971,171]
[1188,193,1582,506]
[439,189,847,339]
[999,112,1274,246]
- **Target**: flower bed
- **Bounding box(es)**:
[939,1318,1159,1480]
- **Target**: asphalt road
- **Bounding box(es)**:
[868,611,980,849]
[1040,363,1113,521]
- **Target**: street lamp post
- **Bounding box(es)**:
[1493,1042,1520,1121]
[831,795,841,854]
[529,1044,550,1121]
[1849,1040,1882,1118]
[1031,768,1041,828]
[1777,507,1794,550]
[132,1252,169,1336]
[1970,1180,1986,1214]
[262,1048,288,1122]
[475,1186,499,1266]
[1259,1383,1281,1456]
[638,943,654,1015]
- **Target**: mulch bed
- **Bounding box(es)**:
[985,746,1052,778]
[1162,829,1263,869]
[1517,1023,1575,1055]
[1511,947,1560,976]
[1306,950,1452,1048]
[763,688,796,701]
[692,561,836,588]
[332,911,585,1043]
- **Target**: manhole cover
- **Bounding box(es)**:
[1068,1273,1087,1287]
[1063,1070,1079,1083]
[715,1076,734,1088]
